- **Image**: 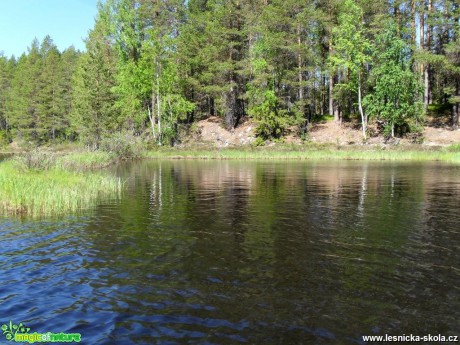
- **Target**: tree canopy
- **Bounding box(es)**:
[0,0,459,146]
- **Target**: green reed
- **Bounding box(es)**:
[0,158,121,216]
[54,151,118,170]
[146,145,460,163]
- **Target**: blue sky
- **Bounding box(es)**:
[0,0,99,58]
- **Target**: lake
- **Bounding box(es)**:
[1,160,459,344]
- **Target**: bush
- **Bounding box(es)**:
[404,119,424,143]
[99,132,144,159]
[447,143,460,152]
[14,149,57,171]
[250,90,288,140]
[252,137,265,146]
[0,130,11,148]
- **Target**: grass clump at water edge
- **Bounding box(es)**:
[0,154,122,216]
[145,144,460,163]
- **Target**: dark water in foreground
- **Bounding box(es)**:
[1,160,459,344]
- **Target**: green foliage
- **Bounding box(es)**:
[252,136,266,147]
[0,130,11,147]
[427,103,452,116]
[329,0,372,83]
[329,0,372,137]
[447,143,460,152]
[100,132,145,159]
[110,0,194,145]
[1,0,460,146]
[249,90,287,140]
[70,2,118,148]
[14,150,57,171]
[0,55,14,137]
[363,22,423,136]
[54,151,116,171]
[146,146,460,163]
[6,41,42,142]
[0,157,121,216]
[4,37,79,143]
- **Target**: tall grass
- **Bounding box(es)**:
[0,156,122,216]
[55,151,118,170]
[146,145,460,163]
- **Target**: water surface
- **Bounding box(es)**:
[1,160,459,344]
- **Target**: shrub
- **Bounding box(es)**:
[250,90,288,140]
[99,132,144,159]
[0,130,11,148]
[447,143,460,152]
[14,150,57,171]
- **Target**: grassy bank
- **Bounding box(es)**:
[54,150,118,170]
[1,143,459,216]
[0,151,122,216]
[145,144,460,163]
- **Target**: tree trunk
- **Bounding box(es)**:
[411,0,416,47]
[453,103,459,129]
[453,81,460,129]
[329,74,336,120]
[328,41,339,123]
[410,0,417,72]
[209,96,215,116]
[394,3,400,36]
[358,74,366,139]
[442,0,449,54]
[419,2,424,76]
[156,74,162,146]
[297,24,304,117]
[148,101,156,140]
[424,0,432,110]
[224,86,236,130]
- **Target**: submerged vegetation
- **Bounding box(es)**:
[0,151,122,216]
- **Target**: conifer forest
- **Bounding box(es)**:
[0,0,459,147]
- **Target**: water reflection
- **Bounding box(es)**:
[0,160,459,344]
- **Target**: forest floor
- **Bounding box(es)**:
[1,116,459,155]
[192,115,460,148]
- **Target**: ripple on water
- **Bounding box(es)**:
[1,161,459,344]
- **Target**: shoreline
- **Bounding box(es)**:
[1,145,458,216]
[0,151,121,216]
[144,144,460,163]
[2,143,460,163]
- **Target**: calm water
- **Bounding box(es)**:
[1,160,459,344]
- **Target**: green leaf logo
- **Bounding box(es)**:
[1,321,30,341]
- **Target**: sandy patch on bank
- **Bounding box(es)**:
[196,116,256,147]
[423,126,460,145]
[195,116,460,147]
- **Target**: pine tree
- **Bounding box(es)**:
[0,55,15,140]
[6,39,43,142]
[180,0,249,130]
[71,2,118,147]
[444,31,460,128]
[60,46,81,139]
[36,36,63,141]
